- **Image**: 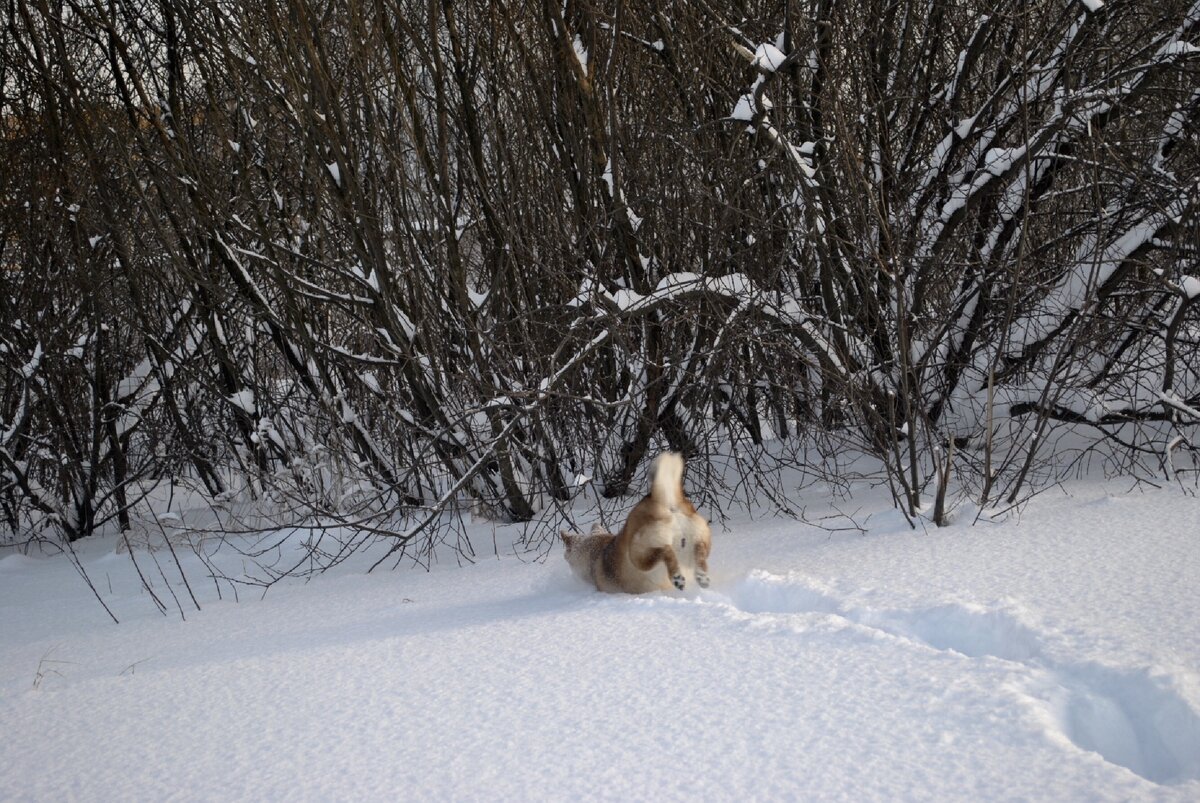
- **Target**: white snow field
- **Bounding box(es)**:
[2,480,1199,801]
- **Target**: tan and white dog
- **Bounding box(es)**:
[561,452,711,593]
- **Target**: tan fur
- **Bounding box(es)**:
[561,452,712,593]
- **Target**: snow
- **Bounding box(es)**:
[467,287,489,308]
[2,481,1199,800]
[731,93,758,121]
[1080,0,1105,11]
[611,286,643,310]
[576,270,840,371]
[227,388,256,413]
[116,357,156,401]
[19,342,42,379]
[1160,392,1200,421]
[1012,196,1187,351]
[732,89,774,123]
[626,207,643,232]
[982,146,1020,176]
[392,307,417,340]
[1180,276,1200,300]
[752,43,787,73]
[572,35,588,72]
[1161,41,1199,55]
[359,371,381,394]
[950,114,979,139]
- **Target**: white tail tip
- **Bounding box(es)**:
[650,452,684,506]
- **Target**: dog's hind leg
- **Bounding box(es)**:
[633,546,686,590]
[693,539,711,588]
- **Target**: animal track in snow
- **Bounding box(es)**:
[728,570,843,616]
[724,571,1200,786]
[860,603,1043,662]
[1055,663,1200,785]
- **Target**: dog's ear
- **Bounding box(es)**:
[559,531,575,545]
[590,522,607,536]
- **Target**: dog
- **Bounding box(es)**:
[561,452,711,593]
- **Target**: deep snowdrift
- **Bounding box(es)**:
[2,481,1198,801]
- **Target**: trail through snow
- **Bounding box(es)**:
[726,571,1200,786]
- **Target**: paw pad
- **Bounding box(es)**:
[697,572,710,588]
[672,573,686,590]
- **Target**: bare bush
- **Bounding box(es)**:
[1,0,1196,572]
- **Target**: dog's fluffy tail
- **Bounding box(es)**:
[650,452,684,508]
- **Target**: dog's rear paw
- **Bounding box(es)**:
[696,571,710,589]
[672,573,686,590]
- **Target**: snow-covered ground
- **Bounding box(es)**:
[2,479,1199,801]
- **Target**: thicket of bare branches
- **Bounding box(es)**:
[2,0,1197,559]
